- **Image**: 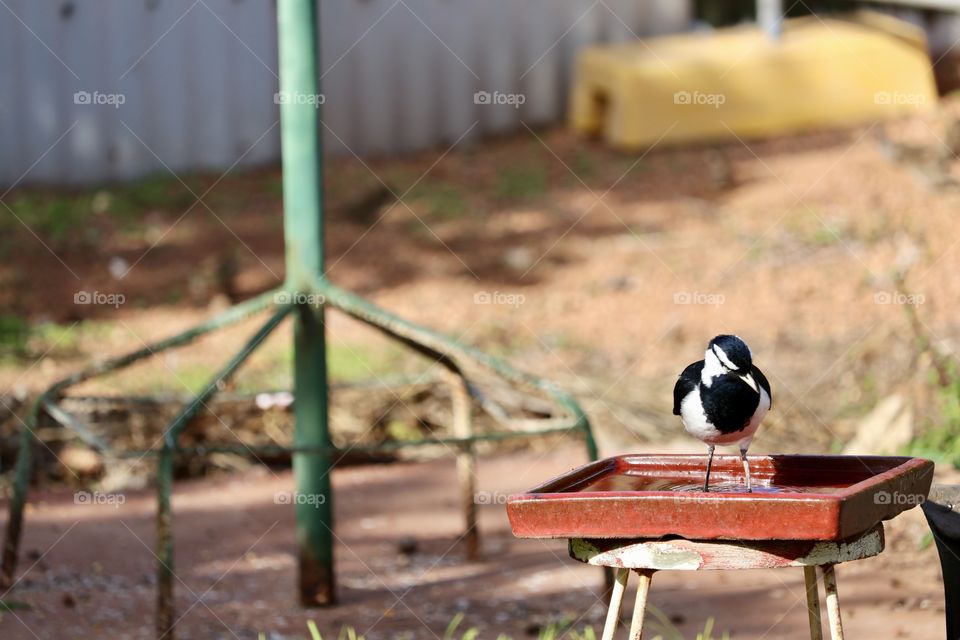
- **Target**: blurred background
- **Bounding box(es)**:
[2,0,960,638]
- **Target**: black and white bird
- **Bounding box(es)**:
[672,335,772,492]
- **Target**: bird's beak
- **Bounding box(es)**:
[740,372,758,392]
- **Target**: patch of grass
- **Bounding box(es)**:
[171,363,221,395]
[494,165,548,203]
[808,222,846,247]
[386,419,422,441]
[2,173,200,247]
[5,193,89,245]
[232,342,406,394]
[571,150,597,180]
[0,318,115,367]
[30,321,84,355]
[52,339,407,397]
[0,315,30,355]
[908,366,960,467]
[326,342,404,382]
[265,612,730,640]
[234,346,293,394]
[289,613,728,640]
[409,181,468,219]
[106,173,197,218]
[784,211,849,249]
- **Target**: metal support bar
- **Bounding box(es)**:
[629,570,654,640]
[166,308,291,443]
[0,402,37,589]
[602,568,629,640]
[156,446,175,639]
[292,304,335,605]
[1,289,278,589]
[821,565,844,640]
[448,373,479,559]
[156,307,290,636]
[277,0,334,606]
[804,565,823,640]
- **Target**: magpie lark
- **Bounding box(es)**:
[672,335,772,492]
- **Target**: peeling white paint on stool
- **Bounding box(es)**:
[569,524,884,571]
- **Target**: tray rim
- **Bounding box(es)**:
[508,453,933,503]
[506,453,935,541]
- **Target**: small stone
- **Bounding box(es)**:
[502,247,535,272]
[108,256,129,280]
[606,275,636,292]
[397,536,418,556]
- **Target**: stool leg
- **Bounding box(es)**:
[448,374,479,560]
[602,568,630,640]
[821,564,844,640]
[628,570,654,640]
[804,565,823,640]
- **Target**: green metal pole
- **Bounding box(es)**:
[156,445,175,638]
[277,0,335,605]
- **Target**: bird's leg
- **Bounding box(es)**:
[740,448,753,493]
[703,445,716,492]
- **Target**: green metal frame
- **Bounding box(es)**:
[0,1,598,637]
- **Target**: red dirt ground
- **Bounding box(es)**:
[0,443,948,639]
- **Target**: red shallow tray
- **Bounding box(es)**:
[507,454,934,541]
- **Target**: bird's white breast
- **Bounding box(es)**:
[679,384,770,448]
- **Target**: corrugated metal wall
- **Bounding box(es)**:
[0,0,690,187]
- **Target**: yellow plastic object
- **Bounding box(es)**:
[570,15,938,149]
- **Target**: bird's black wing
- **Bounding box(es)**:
[752,364,772,408]
[673,360,704,415]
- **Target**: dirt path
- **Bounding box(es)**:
[0,445,946,639]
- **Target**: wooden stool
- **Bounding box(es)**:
[569,524,884,640]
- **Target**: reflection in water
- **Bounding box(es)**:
[580,474,845,494]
